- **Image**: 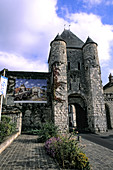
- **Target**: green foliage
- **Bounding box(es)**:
[22,129,40,135]
[38,121,58,142]
[0,115,16,143]
[1,115,11,123]
[45,134,91,169]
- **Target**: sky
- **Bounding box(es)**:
[0,0,113,85]
[15,79,47,88]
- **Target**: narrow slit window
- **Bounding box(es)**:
[68,62,70,70]
[79,83,81,90]
[69,83,71,90]
[78,62,80,70]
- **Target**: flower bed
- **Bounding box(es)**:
[45,134,91,169]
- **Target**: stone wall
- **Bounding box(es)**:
[2,110,22,133]
[104,93,113,128]
[83,43,107,132]
[67,48,86,95]
[17,103,52,131]
[2,70,52,131]
[0,30,110,133]
[49,40,69,133]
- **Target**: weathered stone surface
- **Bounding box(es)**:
[49,40,69,133]
[2,110,22,133]
[2,29,113,133]
[49,29,107,133]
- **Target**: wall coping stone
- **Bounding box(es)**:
[0,132,20,154]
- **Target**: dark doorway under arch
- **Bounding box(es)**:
[68,94,88,132]
[105,104,112,129]
[75,103,88,132]
[68,103,88,132]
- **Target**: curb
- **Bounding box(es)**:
[0,131,20,154]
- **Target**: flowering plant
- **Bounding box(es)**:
[45,134,91,169]
[45,137,61,157]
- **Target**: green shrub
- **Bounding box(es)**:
[45,134,91,169]
[1,115,11,123]
[38,121,58,142]
[0,115,16,143]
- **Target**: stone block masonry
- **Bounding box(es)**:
[49,39,69,133]
[1,29,112,133]
[2,110,22,133]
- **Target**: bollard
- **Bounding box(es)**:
[78,135,81,142]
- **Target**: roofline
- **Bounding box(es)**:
[66,46,82,49]
[82,41,98,48]
[0,70,51,79]
[103,82,113,90]
[48,46,82,63]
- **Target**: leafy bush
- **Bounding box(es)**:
[22,128,40,135]
[38,121,58,142]
[1,115,11,123]
[0,115,16,143]
[45,134,91,169]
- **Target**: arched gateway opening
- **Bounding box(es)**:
[68,94,88,132]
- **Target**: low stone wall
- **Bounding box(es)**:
[20,103,52,131]
[2,110,22,133]
[0,132,20,154]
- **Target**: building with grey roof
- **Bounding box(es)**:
[2,29,113,133]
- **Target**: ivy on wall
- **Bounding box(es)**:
[52,63,66,103]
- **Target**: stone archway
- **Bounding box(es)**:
[105,104,112,129]
[68,94,88,132]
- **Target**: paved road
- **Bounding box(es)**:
[80,130,113,150]
[0,135,60,170]
[0,132,113,170]
[80,130,113,170]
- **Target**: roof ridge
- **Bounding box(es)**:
[60,29,84,48]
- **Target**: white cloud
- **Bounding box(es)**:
[83,0,102,5]
[0,0,64,54]
[0,0,66,71]
[65,12,113,85]
[67,12,113,63]
[0,0,113,85]
[105,1,113,5]
[0,52,48,72]
[83,0,113,6]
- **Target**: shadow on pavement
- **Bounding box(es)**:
[79,131,113,150]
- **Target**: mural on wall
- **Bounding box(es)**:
[14,79,47,103]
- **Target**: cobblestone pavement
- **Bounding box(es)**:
[81,131,113,170]
[0,134,113,170]
[0,135,60,170]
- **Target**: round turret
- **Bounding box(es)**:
[48,33,67,70]
[83,37,99,67]
[48,33,69,133]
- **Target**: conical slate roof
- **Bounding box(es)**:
[54,34,64,41]
[60,29,84,48]
[50,33,66,46]
[84,36,97,46]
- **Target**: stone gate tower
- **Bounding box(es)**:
[83,37,107,132]
[48,29,107,133]
[48,34,69,133]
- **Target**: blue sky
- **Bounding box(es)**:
[0,0,113,85]
[15,79,47,88]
